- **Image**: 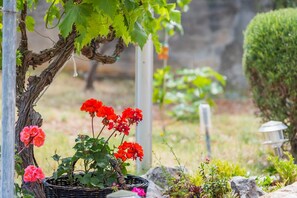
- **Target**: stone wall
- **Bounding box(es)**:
[28,0,274,92]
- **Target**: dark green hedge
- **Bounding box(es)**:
[243,8,297,158]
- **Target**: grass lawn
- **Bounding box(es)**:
[0,71,269,177]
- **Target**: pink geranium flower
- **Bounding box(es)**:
[24,165,45,183]
[131,187,146,197]
[20,126,45,147]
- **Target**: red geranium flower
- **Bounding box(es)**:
[97,106,117,122]
[20,126,46,147]
[122,108,143,124]
[80,98,102,117]
[24,165,45,183]
[114,141,144,162]
[114,118,130,135]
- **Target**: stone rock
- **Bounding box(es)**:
[145,180,165,198]
[231,176,266,198]
[142,166,187,189]
[260,182,297,198]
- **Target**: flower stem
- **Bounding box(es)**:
[120,134,125,145]
[96,125,105,139]
[105,130,117,146]
[17,136,36,155]
[91,116,95,138]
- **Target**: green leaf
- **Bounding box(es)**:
[25,16,35,32]
[93,0,117,19]
[44,4,61,26]
[113,14,130,44]
[80,173,92,185]
[52,153,61,162]
[59,1,91,37]
[131,22,148,48]
[152,34,161,52]
[124,0,137,11]
[27,0,38,10]
[90,177,100,186]
[16,50,22,66]
[169,10,181,24]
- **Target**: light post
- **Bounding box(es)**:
[199,104,212,158]
[258,121,288,157]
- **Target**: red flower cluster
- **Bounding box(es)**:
[24,165,45,183]
[97,105,117,121]
[81,99,143,136]
[114,141,144,162]
[109,108,143,135]
[108,119,130,135]
[20,126,45,147]
[81,98,117,122]
[122,108,143,125]
[80,98,103,117]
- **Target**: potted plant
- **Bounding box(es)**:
[18,98,148,198]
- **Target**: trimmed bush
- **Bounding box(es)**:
[243,8,297,159]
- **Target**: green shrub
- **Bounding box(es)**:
[243,8,297,159]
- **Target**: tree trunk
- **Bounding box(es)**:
[16,31,76,197]
[290,130,297,163]
[85,60,100,90]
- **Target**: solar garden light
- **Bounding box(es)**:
[199,104,212,158]
[107,190,140,198]
[258,121,288,158]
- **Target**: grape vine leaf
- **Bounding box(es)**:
[25,16,35,32]
[113,14,130,45]
[92,0,117,19]
[170,10,181,24]
[59,1,91,37]
[131,22,148,48]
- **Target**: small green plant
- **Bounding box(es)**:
[153,66,226,122]
[165,178,202,198]
[199,160,230,198]
[190,160,247,187]
[159,136,246,198]
[256,175,284,193]
[212,160,247,179]
[190,159,246,198]
[267,152,297,185]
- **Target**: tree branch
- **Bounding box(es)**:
[16,2,29,102]
[81,37,125,64]
[28,35,70,67]
[19,2,28,50]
